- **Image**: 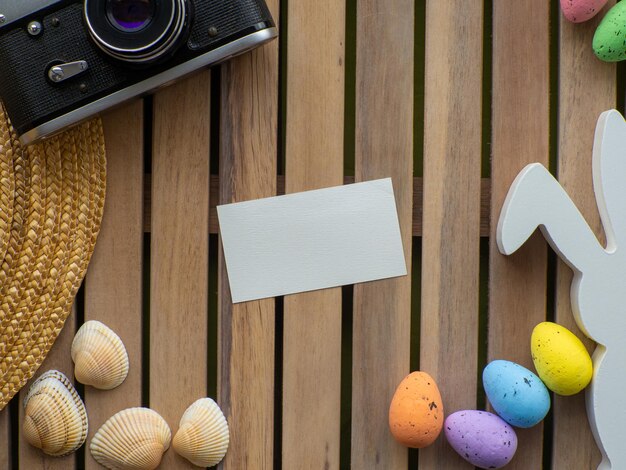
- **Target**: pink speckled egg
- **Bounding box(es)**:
[560,0,609,23]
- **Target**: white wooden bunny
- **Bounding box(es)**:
[497,109,626,470]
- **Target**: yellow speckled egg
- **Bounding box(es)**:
[531,322,593,396]
[388,371,443,448]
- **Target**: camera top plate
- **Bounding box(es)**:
[0,0,66,31]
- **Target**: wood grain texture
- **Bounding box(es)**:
[151,71,211,469]
[351,0,413,467]
[553,5,615,468]
[489,1,550,467]
[419,1,483,467]
[0,407,8,469]
[144,176,492,237]
[84,100,144,469]
[217,0,278,466]
[282,0,344,467]
[18,306,76,469]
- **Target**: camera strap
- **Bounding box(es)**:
[0,105,106,408]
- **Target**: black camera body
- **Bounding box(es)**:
[0,0,276,144]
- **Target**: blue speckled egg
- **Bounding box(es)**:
[483,360,550,428]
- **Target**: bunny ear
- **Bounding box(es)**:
[497,163,604,274]
[592,110,626,250]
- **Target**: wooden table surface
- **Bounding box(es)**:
[0,0,618,468]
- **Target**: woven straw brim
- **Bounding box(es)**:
[0,107,106,409]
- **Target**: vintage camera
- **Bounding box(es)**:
[0,0,277,144]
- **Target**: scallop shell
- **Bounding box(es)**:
[71,320,129,390]
[173,398,229,467]
[22,370,88,456]
[90,407,171,470]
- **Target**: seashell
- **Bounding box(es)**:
[173,398,230,467]
[71,320,129,390]
[22,370,88,456]
[90,407,171,470]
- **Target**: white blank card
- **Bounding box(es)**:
[217,178,407,303]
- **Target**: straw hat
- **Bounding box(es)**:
[0,105,106,409]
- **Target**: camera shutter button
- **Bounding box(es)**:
[48,61,89,83]
[27,21,43,36]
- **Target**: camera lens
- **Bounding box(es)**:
[107,0,155,32]
[85,0,190,64]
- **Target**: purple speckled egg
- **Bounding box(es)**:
[444,410,517,469]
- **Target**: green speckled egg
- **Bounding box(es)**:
[593,1,626,62]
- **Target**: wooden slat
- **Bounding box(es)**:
[282,0,344,467]
[144,176,492,237]
[0,407,8,469]
[351,0,413,467]
[419,1,483,467]
[151,71,211,469]
[553,4,615,467]
[18,306,76,469]
[489,1,550,468]
[84,100,144,469]
[217,2,279,467]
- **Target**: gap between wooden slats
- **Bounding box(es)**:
[419,1,483,467]
[350,0,414,468]
[143,176,492,237]
[553,3,615,467]
[150,71,211,469]
[0,407,8,469]
[282,0,345,467]
[83,101,145,469]
[489,1,550,468]
[17,305,76,469]
[216,0,279,465]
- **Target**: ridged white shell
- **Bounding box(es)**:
[90,407,171,470]
[22,370,88,456]
[71,320,129,390]
[173,398,229,467]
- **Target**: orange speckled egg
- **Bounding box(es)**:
[388,371,444,448]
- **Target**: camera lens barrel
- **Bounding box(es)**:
[107,0,156,33]
[84,0,189,64]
